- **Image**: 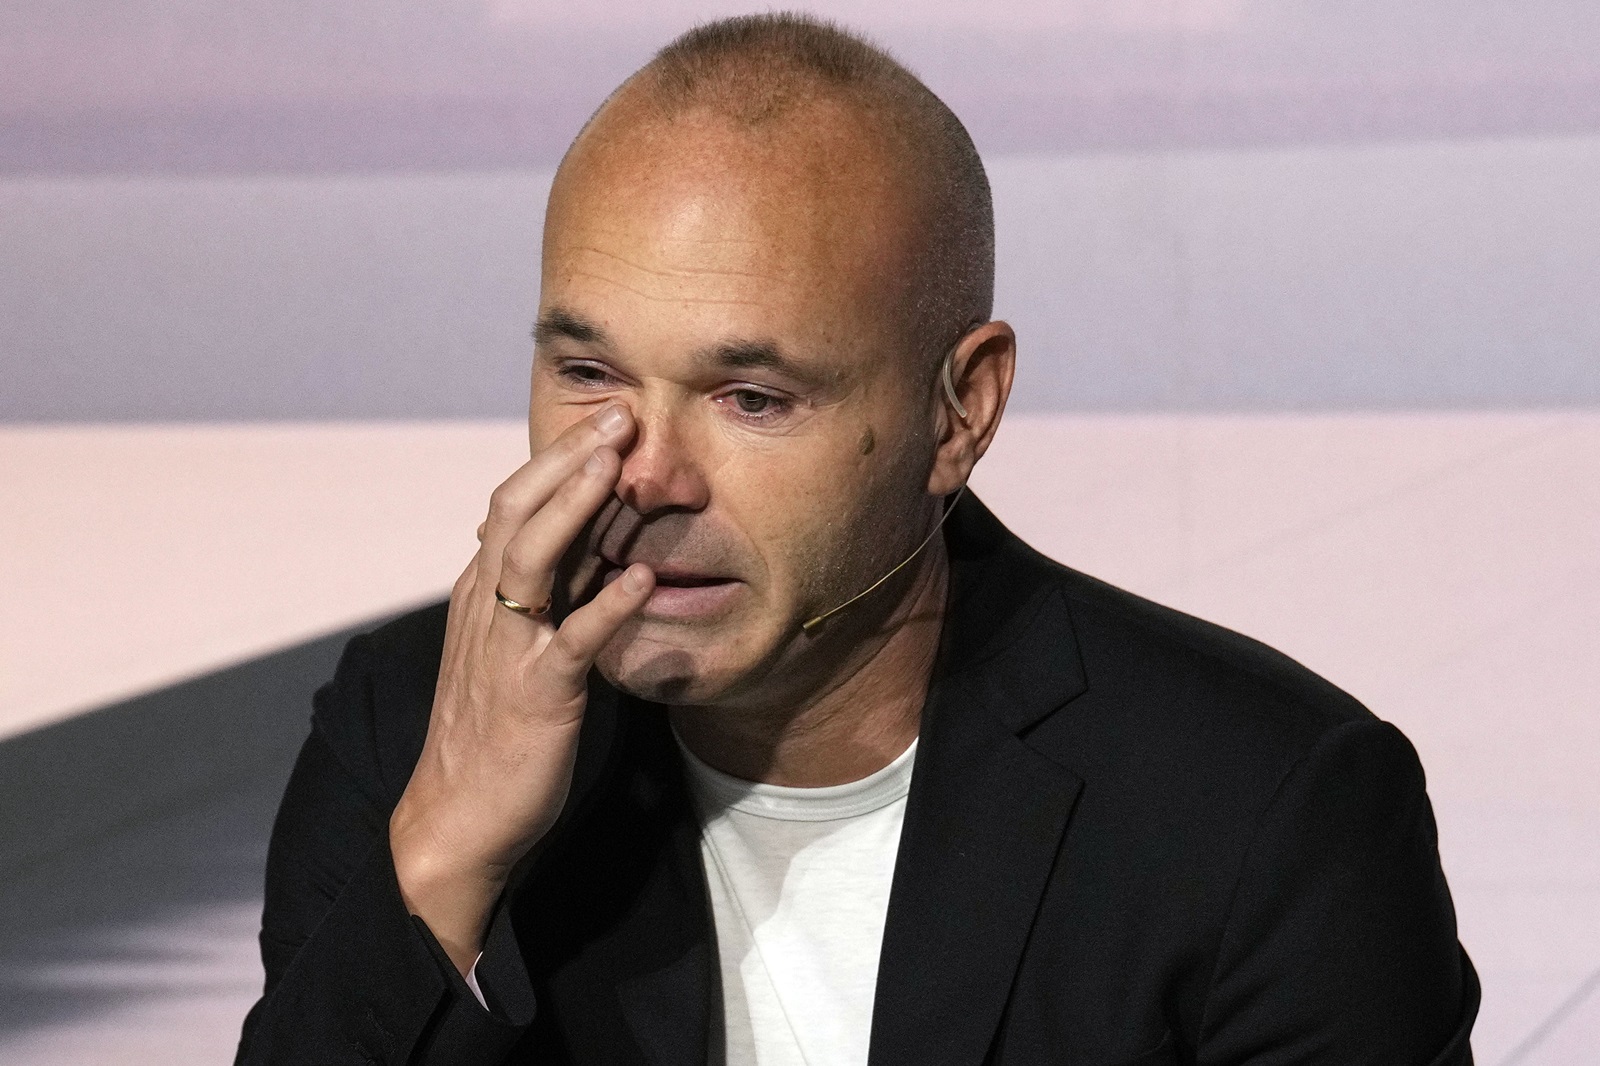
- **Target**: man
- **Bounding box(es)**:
[237,14,1478,1066]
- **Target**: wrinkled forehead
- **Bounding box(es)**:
[541,96,929,342]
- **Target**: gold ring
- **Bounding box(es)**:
[495,586,551,616]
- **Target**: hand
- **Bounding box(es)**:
[388,403,654,974]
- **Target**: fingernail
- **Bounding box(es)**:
[622,564,648,593]
[585,449,606,475]
[597,405,626,434]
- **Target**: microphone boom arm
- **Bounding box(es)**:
[800,485,966,634]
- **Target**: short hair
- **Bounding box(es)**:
[612,13,995,368]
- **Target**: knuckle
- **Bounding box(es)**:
[559,455,610,501]
[551,469,591,505]
[499,539,542,582]
[497,552,528,583]
[486,483,517,520]
[544,625,581,664]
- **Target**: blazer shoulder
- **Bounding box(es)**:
[1070,562,1365,713]
[1029,552,1377,781]
[309,600,449,810]
[950,496,1369,751]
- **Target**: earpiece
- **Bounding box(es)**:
[941,346,969,421]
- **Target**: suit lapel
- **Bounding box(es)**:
[615,810,717,1066]
[533,693,716,1066]
[608,710,716,1066]
[869,499,1090,1066]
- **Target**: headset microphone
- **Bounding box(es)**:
[800,345,969,634]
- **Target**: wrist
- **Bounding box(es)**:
[389,813,509,974]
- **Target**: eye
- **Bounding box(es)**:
[555,362,617,388]
[719,387,792,422]
[734,390,772,413]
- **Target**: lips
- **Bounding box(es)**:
[650,570,732,588]
[602,558,743,620]
[590,504,747,620]
[602,555,731,584]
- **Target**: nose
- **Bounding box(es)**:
[613,404,711,515]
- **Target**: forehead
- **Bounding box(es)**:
[541,98,925,348]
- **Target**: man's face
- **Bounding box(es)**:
[531,99,943,709]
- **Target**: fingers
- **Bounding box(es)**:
[480,404,633,558]
[538,563,655,695]
[491,445,622,625]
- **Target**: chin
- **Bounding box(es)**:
[594,618,772,707]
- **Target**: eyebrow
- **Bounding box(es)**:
[533,307,610,347]
[704,339,792,373]
[699,339,834,390]
[535,307,834,390]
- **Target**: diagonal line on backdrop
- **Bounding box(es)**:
[1185,414,1585,581]
[1498,964,1600,1066]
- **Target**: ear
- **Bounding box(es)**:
[927,320,1016,497]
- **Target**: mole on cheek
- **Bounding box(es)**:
[859,428,876,455]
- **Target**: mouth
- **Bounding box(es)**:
[650,571,727,588]
[602,560,744,621]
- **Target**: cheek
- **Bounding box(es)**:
[690,444,827,600]
[715,426,918,602]
[526,400,586,455]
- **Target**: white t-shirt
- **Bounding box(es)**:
[677,736,918,1066]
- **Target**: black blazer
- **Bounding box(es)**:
[237,494,1478,1065]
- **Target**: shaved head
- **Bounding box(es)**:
[559,12,994,369]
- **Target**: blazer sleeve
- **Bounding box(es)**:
[234,633,537,1065]
[1195,717,1480,1065]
